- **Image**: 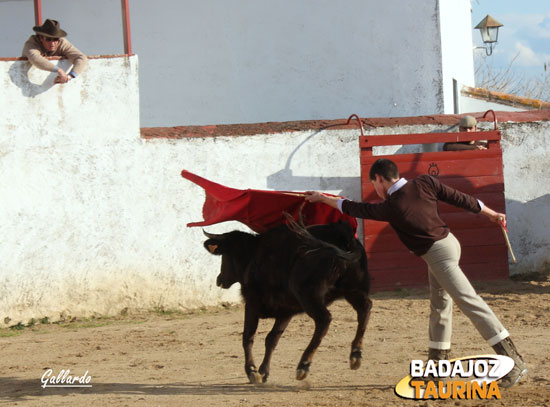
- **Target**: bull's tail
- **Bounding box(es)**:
[283,213,362,264]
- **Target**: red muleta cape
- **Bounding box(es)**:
[181,170,357,234]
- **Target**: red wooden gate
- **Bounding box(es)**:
[360,129,509,291]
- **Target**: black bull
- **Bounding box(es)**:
[203,221,372,383]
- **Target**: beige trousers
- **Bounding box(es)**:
[420,233,509,350]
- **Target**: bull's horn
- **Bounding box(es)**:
[203,229,225,240]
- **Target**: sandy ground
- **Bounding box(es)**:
[1,274,549,407]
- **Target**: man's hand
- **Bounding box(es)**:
[54,68,70,84]
[480,206,506,227]
[304,191,325,203]
[495,213,507,227]
[304,191,341,209]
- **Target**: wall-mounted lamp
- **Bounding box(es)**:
[475,15,503,56]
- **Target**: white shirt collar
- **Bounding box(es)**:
[387,178,408,196]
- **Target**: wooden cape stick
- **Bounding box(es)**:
[500,220,517,264]
[280,192,307,197]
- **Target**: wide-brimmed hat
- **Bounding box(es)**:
[33,19,67,38]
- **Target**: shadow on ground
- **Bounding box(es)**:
[0,377,393,402]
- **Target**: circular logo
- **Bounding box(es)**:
[428,162,440,177]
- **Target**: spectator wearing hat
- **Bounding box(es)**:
[22,19,88,84]
[443,116,488,151]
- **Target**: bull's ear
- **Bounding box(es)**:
[204,239,222,255]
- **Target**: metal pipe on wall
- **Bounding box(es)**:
[121,0,132,55]
[33,0,42,26]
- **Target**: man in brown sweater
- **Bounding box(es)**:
[22,19,88,85]
[305,158,527,388]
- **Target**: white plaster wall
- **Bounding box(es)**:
[439,0,476,113]
[3,57,139,145]
[0,128,364,325]
[1,0,458,127]
[499,121,550,275]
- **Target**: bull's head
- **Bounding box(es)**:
[203,230,242,289]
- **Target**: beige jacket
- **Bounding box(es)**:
[22,35,88,76]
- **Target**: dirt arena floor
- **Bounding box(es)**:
[1,273,549,407]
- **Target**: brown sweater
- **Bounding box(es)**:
[22,35,88,76]
[342,175,481,255]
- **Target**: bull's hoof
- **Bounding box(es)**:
[248,371,264,384]
[258,368,269,383]
[350,355,362,370]
[296,361,311,380]
[296,368,308,381]
[350,349,362,370]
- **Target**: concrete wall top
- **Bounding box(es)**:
[141,110,550,140]
[0,55,132,62]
